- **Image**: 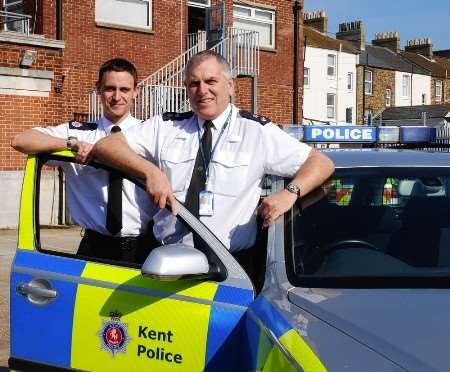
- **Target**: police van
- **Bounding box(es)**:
[9,125,450,371]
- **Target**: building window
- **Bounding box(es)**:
[364,108,373,124]
[347,72,353,90]
[385,88,391,107]
[327,93,336,119]
[422,93,427,105]
[327,54,336,78]
[95,0,152,30]
[3,0,26,32]
[304,67,310,87]
[233,5,275,49]
[188,0,210,7]
[346,107,353,123]
[364,70,373,95]
[402,74,411,97]
[436,80,443,103]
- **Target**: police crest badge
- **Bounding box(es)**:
[98,311,131,356]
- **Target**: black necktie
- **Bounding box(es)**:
[106,125,122,235]
[185,120,213,216]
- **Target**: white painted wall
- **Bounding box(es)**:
[303,46,358,124]
[395,71,431,107]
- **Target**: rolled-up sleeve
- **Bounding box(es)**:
[262,123,312,177]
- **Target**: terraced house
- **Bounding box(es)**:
[0,0,305,227]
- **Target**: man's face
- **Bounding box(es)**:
[97,70,137,124]
[184,57,234,120]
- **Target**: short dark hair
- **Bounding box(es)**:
[97,58,138,88]
[184,50,232,81]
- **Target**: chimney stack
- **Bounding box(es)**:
[405,38,433,58]
[336,21,365,50]
[372,32,400,53]
[303,10,328,34]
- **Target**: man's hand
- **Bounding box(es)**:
[145,168,178,215]
[257,189,297,228]
[72,140,94,164]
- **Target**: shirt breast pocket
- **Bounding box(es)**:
[211,151,250,197]
[161,150,196,193]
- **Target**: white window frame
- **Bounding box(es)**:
[233,4,275,49]
[364,70,373,95]
[402,74,411,98]
[304,67,310,88]
[436,80,443,103]
[327,93,336,119]
[95,0,152,31]
[385,88,391,107]
[327,54,336,78]
[187,0,210,8]
[364,108,373,124]
[347,72,353,91]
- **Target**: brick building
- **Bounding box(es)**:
[335,22,429,124]
[401,38,450,105]
[0,0,304,227]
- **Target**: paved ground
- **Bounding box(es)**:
[0,228,81,369]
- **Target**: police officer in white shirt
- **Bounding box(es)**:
[11,58,158,263]
[93,51,334,274]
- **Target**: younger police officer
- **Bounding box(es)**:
[93,51,334,256]
[11,58,157,263]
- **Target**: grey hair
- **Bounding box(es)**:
[184,50,232,81]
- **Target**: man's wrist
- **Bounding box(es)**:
[285,182,301,197]
[66,136,78,149]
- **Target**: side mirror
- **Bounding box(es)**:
[141,244,211,281]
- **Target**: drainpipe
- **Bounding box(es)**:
[56,0,63,40]
[293,1,302,124]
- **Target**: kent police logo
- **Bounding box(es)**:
[98,311,130,356]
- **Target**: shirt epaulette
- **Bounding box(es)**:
[162,111,195,122]
[68,120,98,130]
[238,110,270,125]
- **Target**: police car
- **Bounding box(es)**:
[9,125,450,371]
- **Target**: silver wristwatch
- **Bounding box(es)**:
[66,136,77,149]
[285,182,301,197]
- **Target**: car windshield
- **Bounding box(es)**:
[285,167,450,287]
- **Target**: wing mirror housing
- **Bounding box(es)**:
[141,244,212,281]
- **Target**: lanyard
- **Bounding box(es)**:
[196,109,232,186]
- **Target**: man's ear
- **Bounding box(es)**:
[227,77,235,96]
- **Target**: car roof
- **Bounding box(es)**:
[322,148,450,168]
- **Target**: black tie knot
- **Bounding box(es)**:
[111,125,121,133]
[203,120,213,131]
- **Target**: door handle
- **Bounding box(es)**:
[17,279,58,305]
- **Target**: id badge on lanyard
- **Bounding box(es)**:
[197,110,232,217]
[199,190,214,216]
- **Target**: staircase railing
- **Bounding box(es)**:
[88,27,259,121]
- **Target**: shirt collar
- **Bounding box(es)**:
[101,113,134,134]
[197,104,232,131]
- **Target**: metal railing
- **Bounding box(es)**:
[89,27,259,121]
[186,30,207,51]
[0,10,31,35]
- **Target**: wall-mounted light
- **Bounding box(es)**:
[20,49,37,69]
[54,74,65,94]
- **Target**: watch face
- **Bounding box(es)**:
[287,183,300,195]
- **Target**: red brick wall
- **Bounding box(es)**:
[2,0,303,170]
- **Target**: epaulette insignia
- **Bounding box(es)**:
[239,110,270,125]
[162,111,194,122]
[69,120,98,130]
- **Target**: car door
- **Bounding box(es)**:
[9,153,254,371]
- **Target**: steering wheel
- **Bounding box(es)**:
[323,239,379,254]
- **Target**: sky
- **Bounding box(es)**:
[304,0,449,51]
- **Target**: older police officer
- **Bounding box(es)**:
[11,58,157,262]
[92,51,334,255]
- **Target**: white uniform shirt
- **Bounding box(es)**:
[125,104,312,252]
[35,114,157,236]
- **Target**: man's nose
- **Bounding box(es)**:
[112,89,121,100]
[198,81,208,95]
